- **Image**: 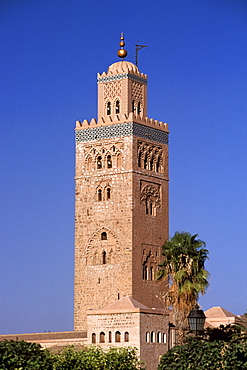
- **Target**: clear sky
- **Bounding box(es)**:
[1,0,247,334]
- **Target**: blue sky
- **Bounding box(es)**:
[0,0,247,334]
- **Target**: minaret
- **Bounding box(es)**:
[74,35,169,331]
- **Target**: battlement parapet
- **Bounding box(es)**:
[76,112,169,132]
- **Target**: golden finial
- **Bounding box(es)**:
[117,32,127,59]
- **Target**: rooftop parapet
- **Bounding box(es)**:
[76,111,169,132]
[97,61,147,81]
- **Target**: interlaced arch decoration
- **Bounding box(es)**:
[86,227,120,266]
[83,142,123,172]
[142,247,159,281]
[140,184,161,215]
[137,140,164,173]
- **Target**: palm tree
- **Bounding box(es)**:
[156,232,209,341]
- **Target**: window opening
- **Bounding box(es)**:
[98,278,100,284]
[150,266,153,280]
[157,332,161,343]
[117,293,120,300]
[156,157,161,172]
[137,101,141,114]
[107,102,111,115]
[102,251,106,264]
[101,232,107,240]
[112,145,115,152]
[97,156,102,169]
[146,332,149,342]
[143,265,148,280]
[98,189,102,202]
[132,100,135,113]
[115,100,120,114]
[150,157,154,171]
[138,152,142,167]
[107,155,112,168]
[162,333,167,343]
[144,154,148,169]
[150,331,155,343]
[115,331,121,342]
[106,188,111,200]
[109,331,112,343]
[100,332,105,343]
[124,332,129,342]
[92,333,96,344]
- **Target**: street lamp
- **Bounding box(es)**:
[187,304,206,336]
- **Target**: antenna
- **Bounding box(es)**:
[135,43,148,67]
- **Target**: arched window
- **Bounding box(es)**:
[132,100,135,113]
[117,153,122,168]
[101,232,107,240]
[150,156,154,171]
[137,101,141,114]
[107,155,112,168]
[102,251,106,264]
[97,156,102,169]
[124,332,129,342]
[115,100,120,114]
[143,264,148,280]
[109,331,112,343]
[157,332,161,343]
[150,266,153,280]
[98,189,102,201]
[162,333,167,344]
[150,331,155,343]
[144,153,148,169]
[138,152,142,167]
[156,156,161,172]
[106,187,111,200]
[92,333,96,343]
[107,102,111,115]
[100,332,105,343]
[115,331,121,342]
[146,332,149,343]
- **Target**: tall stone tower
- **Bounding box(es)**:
[74,37,169,331]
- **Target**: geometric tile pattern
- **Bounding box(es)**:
[75,121,169,145]
[98,73,148,86]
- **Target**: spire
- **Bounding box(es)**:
[117,32,127,59]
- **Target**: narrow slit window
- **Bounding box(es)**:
[115,100,120,114]
[124,332,129,342]
[137,101,141,114]
[92,333,96,344]
[97,156,102,169]
[109,331,112,343]
[102,251,106,264]
[107,102,111,115]
[98,189,102,201]
[107,155,112,168]
[101,232,107,240]
[115,331,121,342]
[106,188,111,200]
[132,100,135,113]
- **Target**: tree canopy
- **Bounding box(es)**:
[156,232,209,337]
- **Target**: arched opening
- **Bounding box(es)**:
[156,156,161,172]
[162,333,167,343]
[115,331,121,342]
[144,153,148,169]
[102,251,106,265]
[100,332,105,343]
[97,156,102,169]
[115,100,120,114]
[101,232,107,240]
[138,152,142,167]
[107,101,111,115]
[150,156,154,171]
[124,332,129,342]
[98,189,102,201]
[106,187,111,200]
[143,264,148,280]
[117,153,122,168]
[87,156,92,171]
[92,333,96,344]
[137,101,141,114]
[157,332,161,343]
[107,155,112,168]
[150,266,153,280]
[150,331,155,343]
[146,332,149,343]
[132,100,135,113]
[109,331,112,343]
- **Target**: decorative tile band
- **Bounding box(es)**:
[97,73,148,85]
[75,122,168,145]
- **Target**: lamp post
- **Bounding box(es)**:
[187,304,206,338]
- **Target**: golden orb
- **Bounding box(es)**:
[117,49,127,58]
[119,41,125,47]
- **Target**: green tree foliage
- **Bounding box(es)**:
[49,345,143,370]
[158,338,247,370]
[156,232,209,338]
[0,339,53,370]
[0,341,143,370]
